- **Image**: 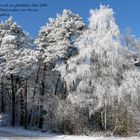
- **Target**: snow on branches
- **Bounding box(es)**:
[35,9,86,64]
[0,17,38,78]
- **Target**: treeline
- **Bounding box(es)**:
[0,6,140,136]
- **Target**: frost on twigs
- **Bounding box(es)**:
[57,6,139,118]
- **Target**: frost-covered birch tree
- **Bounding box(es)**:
[57,5,121,110]
[56,6,139,133]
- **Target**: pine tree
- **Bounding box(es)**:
[35,9,86,64]
[34,10,86,129]
[0,17,38,127]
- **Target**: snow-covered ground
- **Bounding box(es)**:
[0,127,140,140]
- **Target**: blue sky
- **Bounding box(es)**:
[0,0,140,38]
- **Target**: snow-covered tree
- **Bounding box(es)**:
[0,6,140,135]
[0,17,39,127]
[35,9,86,64]
[57,5,121,106]
[56,6,138,133]
[34,9,86,104]
[0,17,38,78]
[34,10,86,129]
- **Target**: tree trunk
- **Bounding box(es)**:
[38,64,46,129]
[20,80,28,129]
[112,102,118,135]
[62,80,67,100]
[38,80,45,129]
[54,74,60,95]
[28,63,41,127]
[104,99,107,131]
[24,80,28,129]
[1,81,4,113]
[101,111,104,129]
[20,89,24,127]
[11,74,15,126]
